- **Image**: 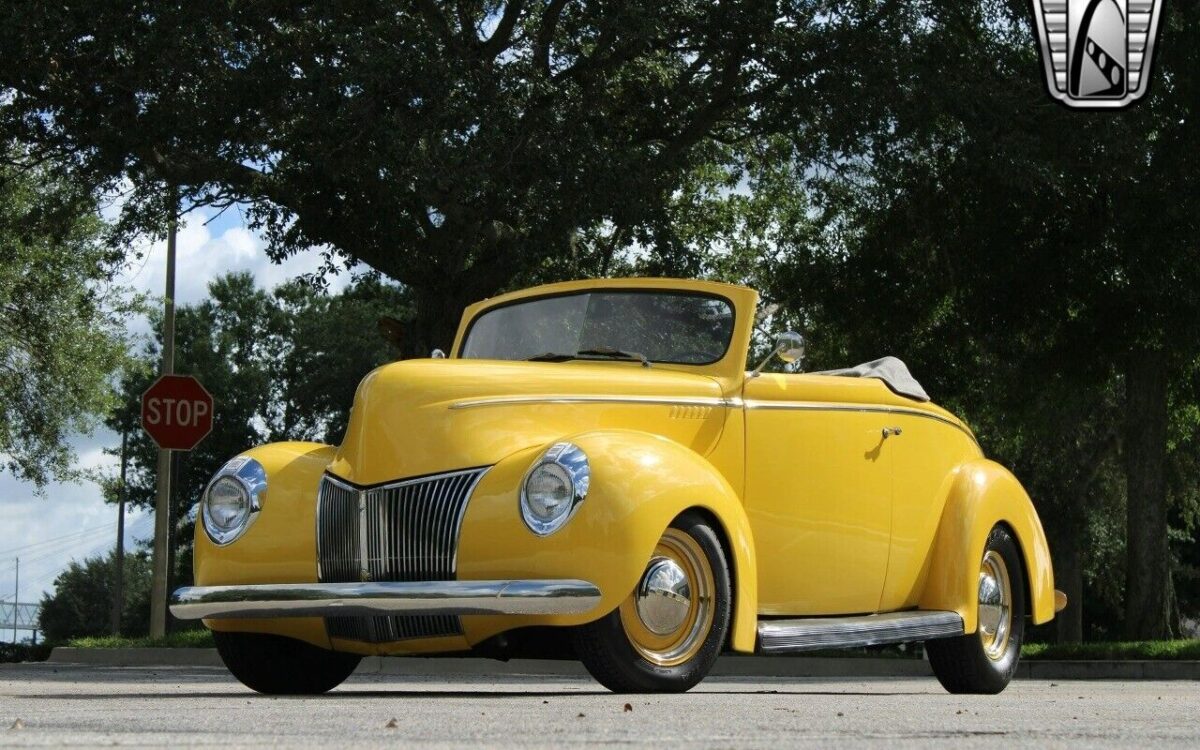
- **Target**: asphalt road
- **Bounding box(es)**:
[1,663,1196,748]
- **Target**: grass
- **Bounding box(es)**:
[66,630,215,649]
[1021,639,1200,661]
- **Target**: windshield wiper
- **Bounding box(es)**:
[525,352,576,362]
[576,347,651,368]
[525,348,651,367]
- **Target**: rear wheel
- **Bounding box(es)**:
[927,526,1026,694]
[214,631,362,695]
[572,511,731,693]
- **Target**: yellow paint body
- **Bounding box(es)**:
[195,277,1056,655]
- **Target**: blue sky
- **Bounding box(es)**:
[0,204,349,636]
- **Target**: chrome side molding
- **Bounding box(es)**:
[757,610,964,653]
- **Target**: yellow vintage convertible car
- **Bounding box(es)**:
[172,278,1063,695]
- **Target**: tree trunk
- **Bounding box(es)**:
[1052,527,1083,643]
[405,283,476,359]
[1122,348,1175,639]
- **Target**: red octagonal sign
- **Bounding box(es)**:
[141,375,214,451]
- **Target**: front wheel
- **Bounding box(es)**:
[571,511,732,693]
[214,631,362,695]
[927,525,1026,694]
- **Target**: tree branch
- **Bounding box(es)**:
[652,47,747,171]
[535,0,570,75]
[480,0,527,59]
[454,1,479,48]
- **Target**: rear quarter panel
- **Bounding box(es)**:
[880,411,982,611]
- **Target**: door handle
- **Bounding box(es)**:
[882,426,903,438]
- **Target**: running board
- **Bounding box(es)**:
[757,611,964,654]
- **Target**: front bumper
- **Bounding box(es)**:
[169,579,602,620]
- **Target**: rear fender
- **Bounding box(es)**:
[919,459,1056,630]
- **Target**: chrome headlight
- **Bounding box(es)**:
[520,442,589,535]
[201,456,267,546]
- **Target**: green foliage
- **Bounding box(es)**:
[0,1,898,352]
[67,629,214,649]
[0,158,143,488]
[1022,641,1200,662]
[37,551,152,641]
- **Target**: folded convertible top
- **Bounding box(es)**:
[814,356,930,402]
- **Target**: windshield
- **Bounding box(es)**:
[460,290,735,365]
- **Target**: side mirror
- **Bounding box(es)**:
[775,331,805,364]
[751,331,805,377]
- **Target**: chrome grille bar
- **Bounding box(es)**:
[316,477,359,583]
[316,468,488,643]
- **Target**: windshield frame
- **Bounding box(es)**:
[455,287,738,366]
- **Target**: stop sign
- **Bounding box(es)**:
[141,375,214,450]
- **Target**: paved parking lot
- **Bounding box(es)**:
[1,663,1197,747]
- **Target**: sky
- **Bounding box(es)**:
[0,204,349,639]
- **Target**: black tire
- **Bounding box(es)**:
[926,526,1026,694]
[571,511,732,693]
[213,631,362,695]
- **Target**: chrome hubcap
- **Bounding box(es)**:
[635,557,692,635]
[620,529,715,667]
[978,550,1012,660]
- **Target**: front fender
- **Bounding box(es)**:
[194,441,334,648]
[918,459,1056,631]
[457,429,758,652]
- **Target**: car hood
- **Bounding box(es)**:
[325,359,730,486]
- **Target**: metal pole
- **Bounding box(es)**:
[149,192,177,639]
[12,557,17,644]
[111,428,128,636]
[164,449,181,634]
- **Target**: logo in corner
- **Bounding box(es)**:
[1032,0,1164,109]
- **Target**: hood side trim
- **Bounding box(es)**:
[448,395,743,410]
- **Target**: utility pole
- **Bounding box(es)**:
[12,557,17,644]
[149,192,178,639]
[111,427,128,636]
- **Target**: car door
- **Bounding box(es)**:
[743,374,894,615]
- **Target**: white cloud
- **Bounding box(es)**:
[119,208,350,309]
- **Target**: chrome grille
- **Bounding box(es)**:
[325,613,462,643]
[316,468,487,643]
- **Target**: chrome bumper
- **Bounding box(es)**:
[169,579,602,620]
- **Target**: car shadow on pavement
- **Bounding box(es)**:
[20,688,933,700]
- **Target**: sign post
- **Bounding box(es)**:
[148,208,176,640]
[142,373,213,637]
